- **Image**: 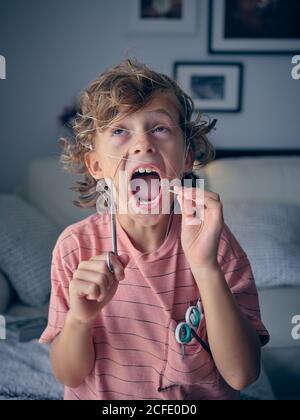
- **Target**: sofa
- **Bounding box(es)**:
[197,154,300,400]
[1,152,300,400]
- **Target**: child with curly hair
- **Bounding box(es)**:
[40,58,269,400]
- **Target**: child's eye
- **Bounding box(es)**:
[152,126,169,134]
[111,126,169,137]
[112,128,128,137]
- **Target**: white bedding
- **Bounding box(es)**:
[0,325,274,400]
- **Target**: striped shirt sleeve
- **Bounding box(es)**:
[218,224,270,346]
[39,237,73,344]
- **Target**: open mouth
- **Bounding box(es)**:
[129,166,162,209]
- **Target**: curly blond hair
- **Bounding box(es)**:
[60,58,216,209]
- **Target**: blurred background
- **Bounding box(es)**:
[0,0,300,193]
[0,0,300,401]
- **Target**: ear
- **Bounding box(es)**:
[84,151,104,180]
[183,146,194,175]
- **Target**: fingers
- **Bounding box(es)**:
[70,253,130,312]
[74,267,112,286]
[175,187,222,226]
[73,252,129,305]
[106,253,129,280]
[174,187,221,210]
[176,193,203,226]
[79,253,129,282]
[176,193,198,217]
[72,278,104,302]
[174,186,220,204]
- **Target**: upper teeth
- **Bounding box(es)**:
[134,167,157,174]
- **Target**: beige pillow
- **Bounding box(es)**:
[0,271,14,314]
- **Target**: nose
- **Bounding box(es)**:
[129,130,157,156]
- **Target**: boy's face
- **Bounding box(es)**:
[85,91,193,222]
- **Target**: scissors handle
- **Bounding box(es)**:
[185,305,201,329]
[106,252,114,274]
[175,322,192,344]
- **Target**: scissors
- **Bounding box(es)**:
[175,299,211,360]
[106,184,118,274]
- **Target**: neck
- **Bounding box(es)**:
[117,212,174,254]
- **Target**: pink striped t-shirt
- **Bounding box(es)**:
[40,212,269,400]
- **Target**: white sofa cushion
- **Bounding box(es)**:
[197,156,300,206]
[223,200,300,288]
[18,157,93,229]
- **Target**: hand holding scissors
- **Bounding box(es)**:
[68,182,129,325]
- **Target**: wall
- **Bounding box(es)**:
[0,0,299,193]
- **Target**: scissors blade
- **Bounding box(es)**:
[109,185,118,256]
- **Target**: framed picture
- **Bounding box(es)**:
[128,0,197,35]
[174,62,244,113]
[209,0,300,54]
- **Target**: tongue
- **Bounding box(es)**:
[131,174,160,201]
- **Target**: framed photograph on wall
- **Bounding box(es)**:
[174,62,244,113]
[209,0,300,54]
[128,0,197,35]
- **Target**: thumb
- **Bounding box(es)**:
[118,253,130,268]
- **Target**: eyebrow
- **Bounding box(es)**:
[105,107,177,134]
[148,109,176,123]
